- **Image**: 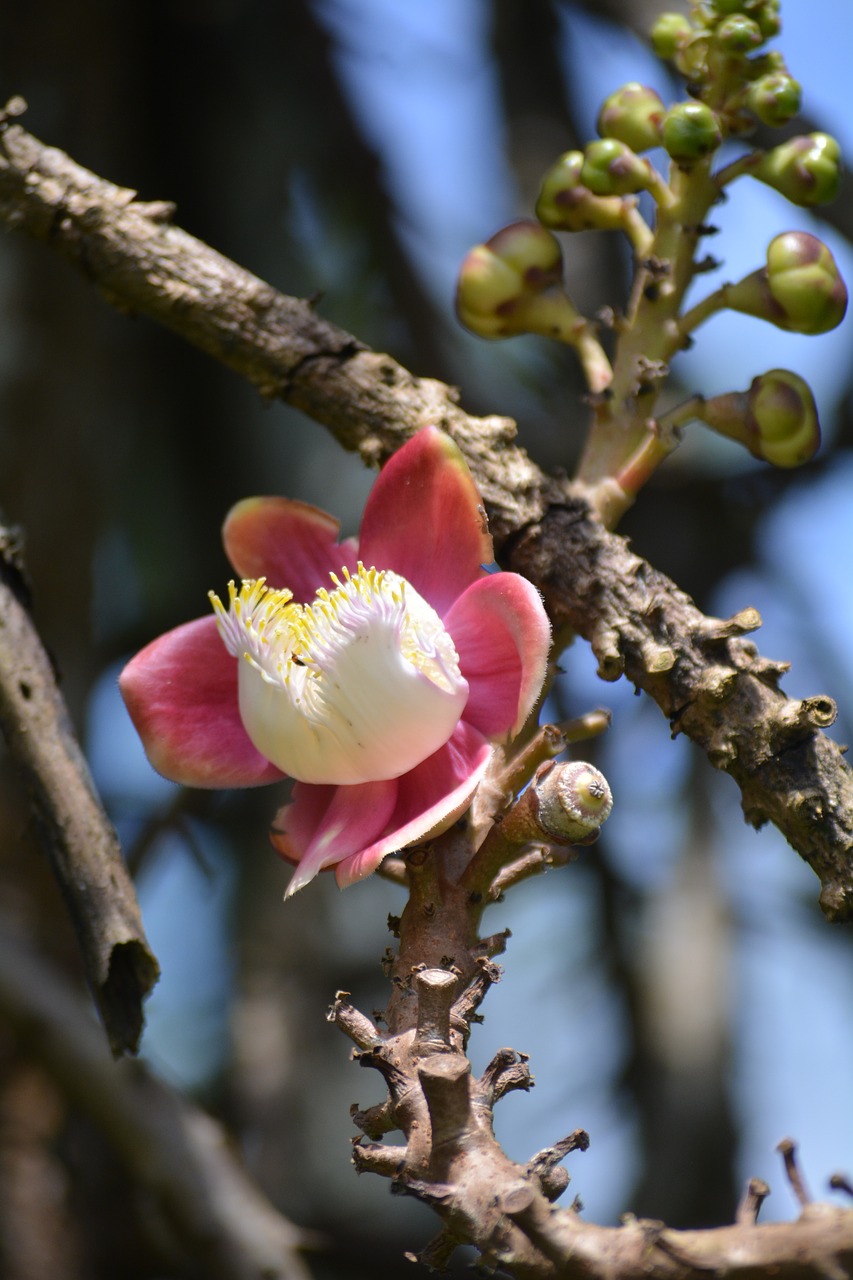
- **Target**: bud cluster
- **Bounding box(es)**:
[454,0,846,501]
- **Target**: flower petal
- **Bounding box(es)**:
[271,778,397,896]
[335,720,492,888]
[358,428,493,616]
[269,721,491,892]
[223,497,359,602]
[444,573,551,738]
[119,616,285,788]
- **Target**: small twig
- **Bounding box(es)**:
[830,1174,853,1199]
[778,1137,812,1208]
[736,1177,771,1225]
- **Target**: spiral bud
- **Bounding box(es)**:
[746,73,801,127]
[724,232,847,335]
[598,82,665,154]
[536,150,628,232]
[756,133,842,207]
[714,14,763,52]
[532,760,613,845]
[650,12,693,59]
[581,138,652,196]
[699,370,821,467]
[662,102,723,163]
[455,220,590,345]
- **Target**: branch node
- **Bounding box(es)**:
[777,1137,812,1207]
[417,1054,472,1150]
[327,992,382,1049]
[414,968,458,1052]
[736,1176,771,1224]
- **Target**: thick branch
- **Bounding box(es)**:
[0,110,850,917]
[0,923,312,1280]
[0,527,158,1054]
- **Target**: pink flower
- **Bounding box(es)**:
[119,428,551,895]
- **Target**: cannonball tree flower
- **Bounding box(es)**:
[120,428,551,896]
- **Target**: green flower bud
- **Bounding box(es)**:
[746,73,801,127]
[650,12,693,59]
[455,220,564,338]
[756,133,842,207]
[724,231,847,335]
[709,0,749,14]
[746,370,820,467]
[765,231,848,333]
[714,14,763,52]
[700,369,820,467]
[598,82,665,153]
[581,138,652,196]
[755,0,781,38]
[455,219,593,347]
[536,150,628,232]
[662,101,723,163]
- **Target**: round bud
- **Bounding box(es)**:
[747,73,801,127]
[755,0,781,38]
[757,133,842,207]
[598,82,665,153]
[581,138,651,196]
[455,221,564,338]
[714,14,763,52]
[662,101,723,163]
[650,12,693,59]
[532,760,613,844]
[765,231,847,334]
[536,150,628,232]
[746,369,820,467]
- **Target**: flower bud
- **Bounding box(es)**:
[536,150,628,232]
[700,370,820,467]
[581,138,652,196]
[532,759,613,845]
[714,14,763,52]
[650,12,693,59]
[746,72,801,127]
[756,133,842,207]
[456,220,583,342]
[598,82,665,153]
[755,0,781,38]
[662,101,723,163]
[723,232,847,334]
[765,231,848,333]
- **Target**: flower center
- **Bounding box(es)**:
[210,564,469,785]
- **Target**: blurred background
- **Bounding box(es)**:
[0,0,852,1276]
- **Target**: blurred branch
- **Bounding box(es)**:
[0,524,158,1055]
[0,921,313,1280]
[0,106,851,920]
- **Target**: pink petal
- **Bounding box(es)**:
[270,778,397,895]
[269,721,491,892]
[222,497,359,602]
[335,720,492,888]
[444,573,551,738]
[119,616,284,788]
[358,428,493,616]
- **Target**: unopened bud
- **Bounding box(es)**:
[532,760,613,845]
[662,101,722,163]
[598,83,665,154]
[725,232,847,335]
[456,220,588,343]
[746,73,801,127]
[581,138,653,196]
[536,150,628,232]
[714,14,763,52]
[756,133,842,207]
[650,12,693,59]
[700,370,820,467]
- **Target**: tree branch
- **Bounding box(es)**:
[0,105,850,918]
[0,525,158,1054]
[0,921,313,1280]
